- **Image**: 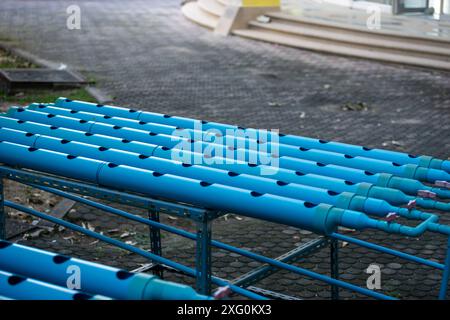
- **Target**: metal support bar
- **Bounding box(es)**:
[0,177,5,240]
[330,238,339,300]
[148,206,163,278]
[196,215,212,295]
[233,237,328,288]
[439,236,450,300]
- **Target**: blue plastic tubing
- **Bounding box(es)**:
[1,127,443,218]
[0,269,110,300]
[0,240,208,300]
[2,114,449,200]
[0,141,447,237]
[52,98,450,173]
[24,104,450,184]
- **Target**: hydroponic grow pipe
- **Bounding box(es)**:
[53,98,450,173]
[21,105,450,184]
[0,270,111,300]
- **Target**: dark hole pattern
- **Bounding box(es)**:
[251,191,263,197]
[61,139,70,144]
[53,255,71,264]
[364,171,375,176]
[316,162,326,167]
[67,155,77,160]
[0,241,12,249]
[277,181,289,186]
[304,202,318,208]
[362,147,372,151]
[8,275,26,286]
[139,155,149,159]
[122,139,131,143]
[99,147,109,152]
[28,147,38,152]
[327,190,340,196]
[295,171,305,176]
[392,162,402,167]
[47,114,56,118]
[344,155,354,159]
[182,163,192,167]
[25,133,34,137]
[152,172,164,177]
[108,163,118,168]
[73,293,94,301]
[344,180,355,185]
[116,270,134,280]
[228,171,239,177]
[200,181,212,187]
[79,120,87,124]
[299,147,309,151]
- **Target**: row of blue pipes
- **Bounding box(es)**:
[0,126,448,221]
[2,107,449,200]
[0,138,448,237]
[17,103,450,184]
[0,240,208,300]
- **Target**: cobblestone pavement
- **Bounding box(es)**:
[1,0,450,299]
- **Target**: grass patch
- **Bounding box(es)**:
[0,47,37,69]
[0,87,97,106]
[0,46,97,108]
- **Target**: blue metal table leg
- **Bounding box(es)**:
[438,236,450,300]
[0,178,5,240]
[330,238,339,300]
[149,206,163,278]
[196,214,212,295]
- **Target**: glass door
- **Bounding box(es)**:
[394,0,430,13]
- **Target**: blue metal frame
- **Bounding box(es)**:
[0,165,449,300]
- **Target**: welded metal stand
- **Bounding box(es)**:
[148,206,163,278]
[196,215,212,295]
[0,177,4,240]
[438,236,450,300]
[330,238,340,300]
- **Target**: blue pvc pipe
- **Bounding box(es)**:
[4,109,449,199]
[0,240,208,300]
[23,105,450,184]
[53,98,450,173]
[0,270,111,300]
[1,126,436,218]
